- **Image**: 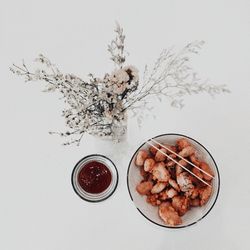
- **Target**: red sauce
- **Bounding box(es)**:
[77,161,112,194]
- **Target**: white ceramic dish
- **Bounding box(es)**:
[127,133,220,228]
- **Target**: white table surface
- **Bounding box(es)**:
[1,1,250,249]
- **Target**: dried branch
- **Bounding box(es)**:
[123,41,230,111]
[107,22,126,68]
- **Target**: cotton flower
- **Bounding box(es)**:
[110,68,129,84]
[106,65,139,94]
[124,65,139,82]
[113,83,127,95]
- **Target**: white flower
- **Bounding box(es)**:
[110,68,129,84]
[107,65,139,94]
[113,82,127,95]
[123,65,139,82]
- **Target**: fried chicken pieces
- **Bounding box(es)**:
[135,138,214,226]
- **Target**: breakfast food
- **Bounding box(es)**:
[135,138,214,226]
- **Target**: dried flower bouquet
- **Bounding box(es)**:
[10,23,229,145]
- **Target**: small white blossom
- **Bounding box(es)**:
[124,65,139,82]
[110,68,129,84]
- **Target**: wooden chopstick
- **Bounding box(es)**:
[146,141,212,187]
[150,138,214,180]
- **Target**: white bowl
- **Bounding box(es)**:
[127,133,220,228]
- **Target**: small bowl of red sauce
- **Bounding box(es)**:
[71,154,118,202]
